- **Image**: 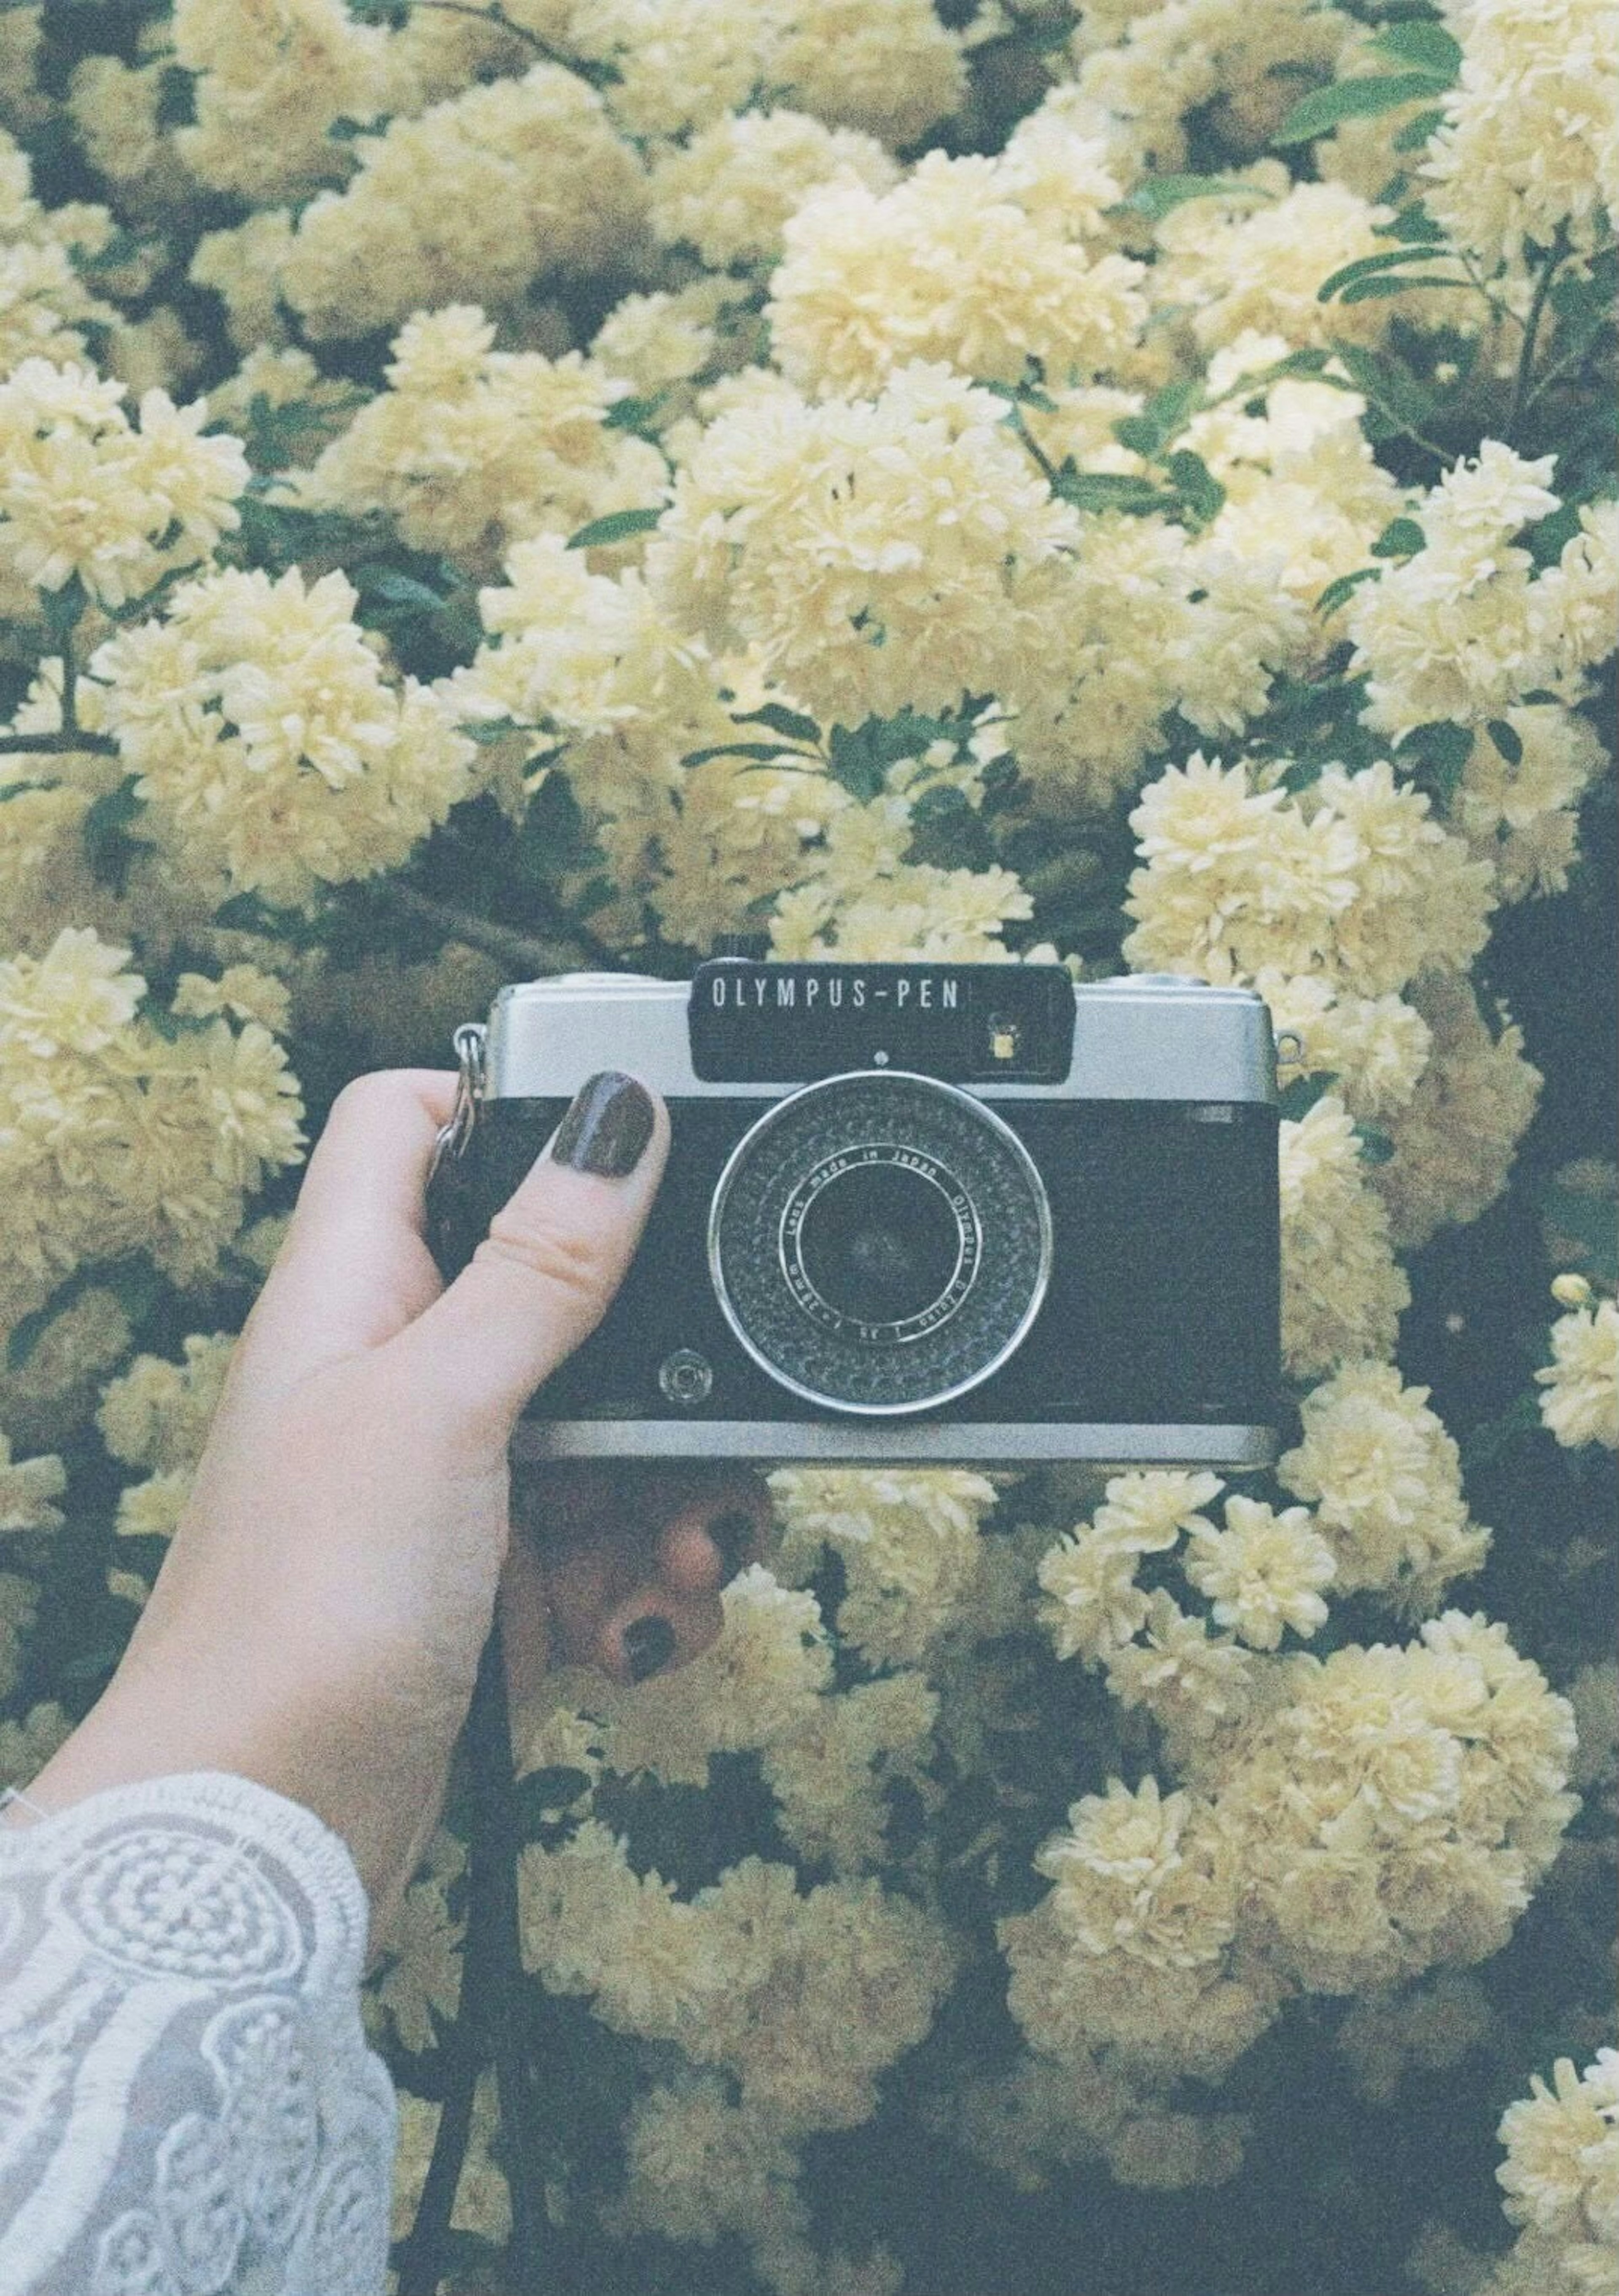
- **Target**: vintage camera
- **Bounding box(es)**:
[424,959,1282,1468]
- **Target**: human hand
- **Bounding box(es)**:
[10,1067,769,1955]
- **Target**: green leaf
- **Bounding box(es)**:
[1328,340,1442,447]
[1278,1071,1340,1121]
[514,1767,594,1827]
[41,574,87,645]
[1118,173,1277,221]
[564,507,664,550]
[154,64,196,130]
[211,891,330,948]
[1540,1174,1619,1288]
[6,1287,76,1372]
[1112,378,1202,457]
[1486,717,1525,766]
[1396,719,1474,808]
[83,778,152,894]
[139,999,217,1042]
[1397,720,1474,773]
[1460,1391,1543,1474]
[1317,244,1456,301]
[0,778,57,802]
[1339,270,1466,302]
[1052,470,1165,514]
[70,226,145,280]
[1367,21,1462,76]
[1274,73,1452,146]
[731,703,822,746]
[602,392,670,431]
[826,722,888,803]
[1355,1124,1396,1165]
[1527,501,1584,566]
[1316,566,1381,616]
[1384,202,1447,243]
[983,377,1059,412]
[457,715,524,746]
[355,567,446,614]
[1164,448,1226,523]
[681,742,808,767]
[1392,105,1447,152]
[1371,516,1425,557]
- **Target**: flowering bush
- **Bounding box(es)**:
[0,3,1614,2292]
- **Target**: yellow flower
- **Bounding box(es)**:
[0,1434,65,1536]
[372,1874,464,2055]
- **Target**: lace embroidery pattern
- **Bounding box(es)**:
[0,1772,397,2296]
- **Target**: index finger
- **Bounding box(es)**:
[234,1069,456,1394]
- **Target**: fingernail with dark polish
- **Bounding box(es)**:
[550,1071,655,1178]
[624,1614,677,1684]
[708,1510,754,1580]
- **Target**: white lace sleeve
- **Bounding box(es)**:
[0,1770,398,2296]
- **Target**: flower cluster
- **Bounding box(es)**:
[0,133,120,387]
[97,1329,238,1553]
[1347,452,1618,743]
[302,307,667,571]
[1123,753,1495,996]
[519,1825,955,2131]
[1488,2052,1619,2296]
[87,565,476,907]
[571,0,966,146]
[1277,1359,1490,1611]
[649,108,898,270]
[0,360,246,609]
[1069,0,1349,173]
[766,130,1145,395]
[1423,0,1619,266]
[769,1468,1002,1665]
[1006,1611,1576,2092]
[169,0,395,204]
[649,362,1083,726]
[0,929,304,1340]
[1536,1300,1619,1450]
[277,66,649,342]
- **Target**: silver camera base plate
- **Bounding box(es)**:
[508,1419,1277,1469]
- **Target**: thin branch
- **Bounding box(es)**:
[59,629,79,734]
[1454,246,1519,332]
[1522,328,1608,417]
[1508,228,1571,444]
[0,730,120,759]
[1004,402,1062,490]
[383,879,619,975]
[382,883,571,974]
[443,826,629,969]
[361,0,583,71]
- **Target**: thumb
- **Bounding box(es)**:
[387,1070,668,1442]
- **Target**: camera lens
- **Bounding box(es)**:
[709,1072,1051,1415]
[796,1157,965,1328]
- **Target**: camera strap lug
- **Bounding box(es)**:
[430,1020,488,1179]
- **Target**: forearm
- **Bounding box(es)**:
[0,1623,455,1965]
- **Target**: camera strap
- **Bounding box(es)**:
[425,1020,487,1279]
[429,1020,488,1179]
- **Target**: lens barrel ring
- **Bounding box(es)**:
[707,1070,1053,1416]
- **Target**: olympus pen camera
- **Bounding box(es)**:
[423,960,1283,1468]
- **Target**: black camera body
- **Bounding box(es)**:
[424,960,1282,1467]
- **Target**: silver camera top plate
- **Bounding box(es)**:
[486,971,1278,1105]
